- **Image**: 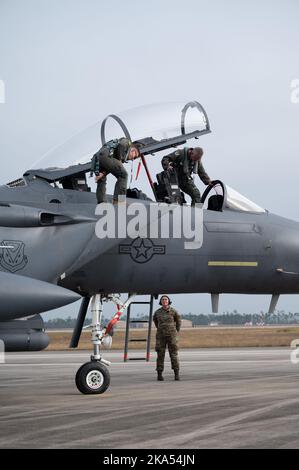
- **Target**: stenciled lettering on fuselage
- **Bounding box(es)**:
[119,237,165,264]
[0,240,28,272]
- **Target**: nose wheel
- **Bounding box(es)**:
[74,293,136,394]
[75,361,110,394]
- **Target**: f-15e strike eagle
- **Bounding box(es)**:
[0,101,297,394]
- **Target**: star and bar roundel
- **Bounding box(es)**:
[119,237,166,264]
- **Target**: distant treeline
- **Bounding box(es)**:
[181,311,299,326]
[44,310,299,328]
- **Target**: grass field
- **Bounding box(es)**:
[46,326,299,351]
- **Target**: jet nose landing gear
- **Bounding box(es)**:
[74,293,136,394]
[75,361,110,394]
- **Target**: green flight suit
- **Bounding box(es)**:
[153,306,181,372]
[93,139,131,203]
[161,148,210,205]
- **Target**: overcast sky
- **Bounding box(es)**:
[0,0,299,318]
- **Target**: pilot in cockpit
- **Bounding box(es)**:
[161,147,213,205]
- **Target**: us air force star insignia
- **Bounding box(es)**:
[0,240,28,273]
[134,239,151,259]
[119,237,166,264]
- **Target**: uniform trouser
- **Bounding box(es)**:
[96,154,128,203]
[178,174,201,205]
[155,333,179,372]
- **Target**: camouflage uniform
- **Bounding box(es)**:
[93,139,130,203]
[161,148,211,205]
[153,306,181,372]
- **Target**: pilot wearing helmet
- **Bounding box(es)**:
[153,295,181,381]
[161,147,213,205]
[92,137,140,204]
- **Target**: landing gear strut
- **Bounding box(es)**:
[75,293,136,394]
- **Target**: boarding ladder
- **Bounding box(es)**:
[123,295,155,362]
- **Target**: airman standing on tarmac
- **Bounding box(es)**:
[153,295,181,381]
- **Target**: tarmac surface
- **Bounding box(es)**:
[1,348,299,449]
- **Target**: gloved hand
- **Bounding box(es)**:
[95,172,106,182]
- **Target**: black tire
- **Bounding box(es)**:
[75,361,110,394]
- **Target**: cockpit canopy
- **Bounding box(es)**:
[22,100,266,214]
[225,186,265,213]
[30,101,210,171]
[201,181,266,214]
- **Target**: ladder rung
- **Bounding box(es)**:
[129,338,147,342]
[129,320,149,323]
[129,358,146,361]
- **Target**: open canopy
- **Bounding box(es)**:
[29,101,210,172]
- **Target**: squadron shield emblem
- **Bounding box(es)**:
[0,240,28,273]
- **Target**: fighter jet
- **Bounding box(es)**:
[1,100,298,394]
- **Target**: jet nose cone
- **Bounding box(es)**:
[44,283,81,306]
[0,271,81,320]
